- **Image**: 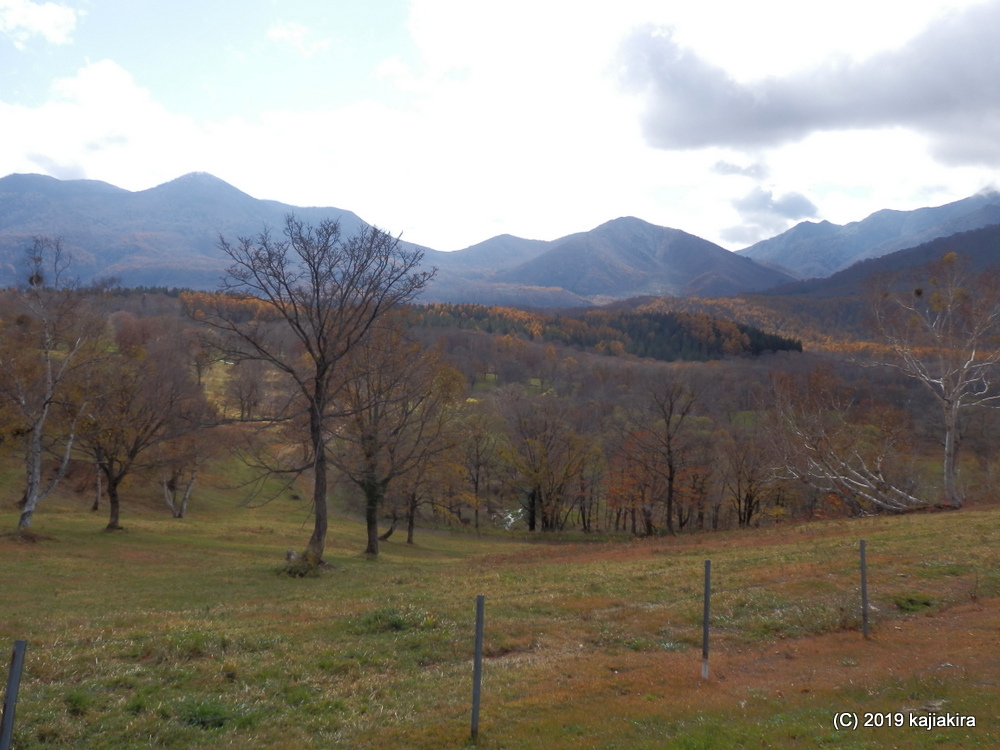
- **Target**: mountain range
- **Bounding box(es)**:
[739,190,1000,279]
[1,172,998,305]
[0,172,372,289]
[421,218,796,306]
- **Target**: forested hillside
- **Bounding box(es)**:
[414,303,802,361]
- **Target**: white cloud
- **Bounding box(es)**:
[713,161,769,179]
[2,1,998,256]
[722,187,819,244]
[734,188,818,221]
[0,0,76,48]
[1,60,211,186]
[620,0,1000,166]
[266,21,330,57]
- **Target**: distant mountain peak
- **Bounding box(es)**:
[170,171,234,186]
[143,172,254,199]
[601,216,650,226]
[594,216,664,232]
[0,171,367,289]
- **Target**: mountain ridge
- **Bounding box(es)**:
[3,171,998,307]
[0,172,369,288]
[0,173,793,303]
[740,190,1000,279]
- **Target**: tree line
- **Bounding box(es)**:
[3,225,999,575]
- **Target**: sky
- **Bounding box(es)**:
[2,0,999,252]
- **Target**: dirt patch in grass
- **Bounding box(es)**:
[716,597,999,698]
[512,597,998,701]
[487,597,999,748]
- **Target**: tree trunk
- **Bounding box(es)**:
[303,411,328,566]
[362,477,383,556]
[162,469,196,519]
[106,480,122,530]
[664,461,676,535]
[163,479,178,517]
[16,408,53,532]
[942,400,963,507]
[17,505,34,532]
[92,460,102,512]
[18,438,42,531]
[407,492,417,544]
[19,420,75,531]
[178,468,196,518]
[378,517,396,541]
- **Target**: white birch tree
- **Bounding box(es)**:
[872,253,1000,507]
[0,239,106,531]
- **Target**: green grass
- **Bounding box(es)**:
[1,473,998,749]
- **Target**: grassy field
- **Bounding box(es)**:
[1,478,998,749]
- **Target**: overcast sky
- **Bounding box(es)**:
[2,0,999,251]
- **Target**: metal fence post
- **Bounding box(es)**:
[471,594,485,742]
[702,560,711,680]
[860,540,869,639]
[0,640,27,750]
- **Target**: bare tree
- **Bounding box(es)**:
[156,425,219,519]
[872,253,1000,506]
[719,424,776,528]
[605,427,664,535]
[226,359,266,420]
[190,215,432,567]
[0,239,106,531]
[329,318,464,556]
[621,372,699,535]
[498,390,590,532]
[456,399,503,531]
[769,367,924,514]
[77,336,209,530]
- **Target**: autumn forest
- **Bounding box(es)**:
[3,225,999,570]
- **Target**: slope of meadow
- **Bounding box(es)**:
[1,475,998,749]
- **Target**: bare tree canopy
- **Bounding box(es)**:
[189,215,433,568]
[614,373,700,535]
[328,316,464,556]
[769,366,923,514]
[78,333,209,530]
[872,252,1000,506]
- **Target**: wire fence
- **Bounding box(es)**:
[2,538,996,748]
